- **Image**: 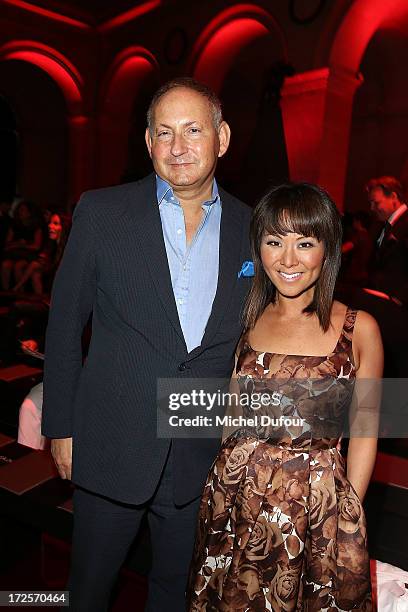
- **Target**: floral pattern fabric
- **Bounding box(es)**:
[187,308,372,611]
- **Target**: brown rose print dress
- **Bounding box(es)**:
[187,308,372,611]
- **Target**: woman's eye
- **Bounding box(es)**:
[298,241,314,248]
[266,240,281,247]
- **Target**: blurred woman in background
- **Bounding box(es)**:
[12,210,71,295]
[1,200,44,290]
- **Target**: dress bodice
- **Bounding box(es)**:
[234,307,358,448]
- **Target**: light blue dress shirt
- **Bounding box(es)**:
[157,175,221,353]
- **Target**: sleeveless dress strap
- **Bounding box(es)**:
[337,306,358,352]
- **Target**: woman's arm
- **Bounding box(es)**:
[347,310,383,501]
[221,345,243,442]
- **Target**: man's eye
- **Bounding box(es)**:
[189,128,200,134]
[157,131,170,138]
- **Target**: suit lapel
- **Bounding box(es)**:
[189,189,244,358]
[127,174,186,346]
[126,177,246,356]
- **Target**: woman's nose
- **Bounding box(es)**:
[280,246,298,267]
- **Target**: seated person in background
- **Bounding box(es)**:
[13,211,71,295]
[367,176,408,306]
[1,200,44,290]
[17,338,46,450]
[341,210,373,285]
[18,381,46,450]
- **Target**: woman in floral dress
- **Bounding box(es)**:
[187,183,383,611]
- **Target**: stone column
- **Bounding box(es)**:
[280,68,330,184]
[318,66,363,210]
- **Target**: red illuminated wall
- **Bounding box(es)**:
[0,0,408,210]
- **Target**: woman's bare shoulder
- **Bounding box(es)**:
[354,309,381,336]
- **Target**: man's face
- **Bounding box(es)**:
[145,87,230,192]
[368,187,399,222]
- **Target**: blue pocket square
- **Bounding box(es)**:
[238,261,254,278]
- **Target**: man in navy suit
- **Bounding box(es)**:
[42,78,251,611]
[367,175,408,306]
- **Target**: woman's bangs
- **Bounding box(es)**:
[263,203,323,241]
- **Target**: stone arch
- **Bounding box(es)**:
[190,4,287,94]
[189,5,289,202]
[98,47,160,185]
[319,0,408,206]
[0,41,83,116]
[0,41,87,205]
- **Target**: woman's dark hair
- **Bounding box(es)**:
[47,210,72,268]
[242,182,343,332]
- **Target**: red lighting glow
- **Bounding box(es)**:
[3,0,90,30]
[99,0,161,31]
[0,42,84,114]
[363,288,394,301]
[103,55,156,117]
[330,0,408,71]
[98,49,159,186]
[190,4,286,93]
[194,18,269,93]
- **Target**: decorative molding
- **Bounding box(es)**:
[164,28,188,65]
[289,0,327,25]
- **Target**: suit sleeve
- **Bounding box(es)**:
[42,194,97,438]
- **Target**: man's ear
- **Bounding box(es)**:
[218,121,231,158]
[145,128,153,158]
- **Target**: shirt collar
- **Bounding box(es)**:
[156,175,219,207]
[388,203,407,226]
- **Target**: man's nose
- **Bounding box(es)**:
[280,246,298,267]
[170,133,188,156]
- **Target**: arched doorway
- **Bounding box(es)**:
[319,0,408,208]
[0,95,17,201]
[0,41,85,208]
[345,25,408,211]
[98,47,160,186]
[0,60,68,208]
[190,6,289,204]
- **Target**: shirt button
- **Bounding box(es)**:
[178,363,187,372]
[177,228,182,235]
[178,298,183,305]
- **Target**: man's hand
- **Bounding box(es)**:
[51,437,73,480]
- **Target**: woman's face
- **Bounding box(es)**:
[260,231,325,299]
[48,214,62,241]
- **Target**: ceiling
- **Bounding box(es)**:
[19,0,153,25]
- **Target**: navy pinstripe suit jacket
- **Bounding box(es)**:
[42,173,252,504]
